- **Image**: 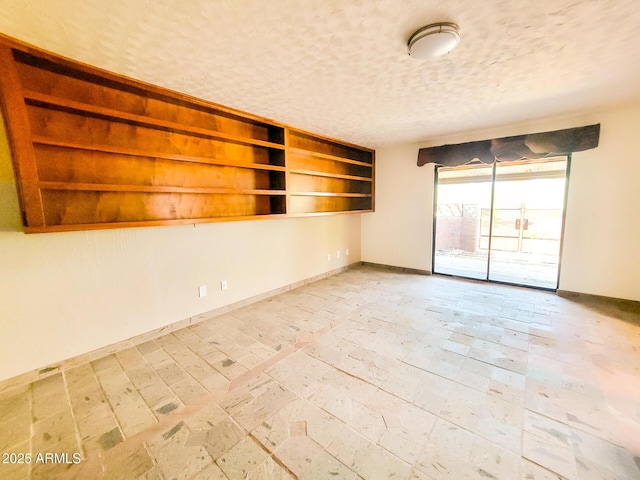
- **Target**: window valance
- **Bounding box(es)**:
[417,124,600,167]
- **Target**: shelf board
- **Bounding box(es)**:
[25,213,286,233]
[24,90,286,151]
[290,192,372,198]
[287,209,374,218]
[39,181,286,196]
[289,169,373,182]
[288,147,372,167]
[32,136,286,172]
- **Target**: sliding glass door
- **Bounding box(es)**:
[433,164,493,280]
[433,157,568,289]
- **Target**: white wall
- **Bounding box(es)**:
[0,116,362,382]
[361,144,434,271]
[362,101,640,301]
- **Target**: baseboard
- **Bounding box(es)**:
[0,263,359,395]
[360,261,431,276]
[556,289,640,310]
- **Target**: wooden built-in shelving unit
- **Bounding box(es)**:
[287,130,374,215]
[0,35,374,233]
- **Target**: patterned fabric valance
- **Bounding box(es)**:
[417,124,600,167]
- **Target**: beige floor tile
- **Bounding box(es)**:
[306,406,346,448]
[274,435,324,477]
[300,451,357,480]
[95,372,157,437]
[328,426,412,480]
[216,437,268,480]
[115,347,146,371]
[0,385,30,421]
[469,339,528,375]
[212,357,249,380]
[523,410,572,448]
[32,410,79,453]
[0,412,30,451]
[455,357,495,392]
[569,427,640,480]
[519,458,569,479]
[101,443,155,480]
[303,381,363,423]
[74,402,119,443]
[170,376,208,406]
[252,413,289,452]
[32,373,68,422]
[247,456,295,479]
[155,362,188,386]
[523,431,577,480]
[147,422,212,480]
[469,431,521,480]
[201,418,245,460]
[189,462,228,480]
[234,382,296,431]
[0,440,30,480]
[126,364,175,406]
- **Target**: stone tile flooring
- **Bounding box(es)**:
[1,265,639,479]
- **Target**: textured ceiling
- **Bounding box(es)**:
[1,0,639,148]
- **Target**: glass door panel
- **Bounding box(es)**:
[434,164,493,280]
[488,159,567,288]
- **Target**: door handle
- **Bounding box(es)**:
[515,219,520,229]
[523,219,529,230]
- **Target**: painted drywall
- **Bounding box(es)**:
[362,101,640,301]
[360,143,434,271]
[0,115,362,382]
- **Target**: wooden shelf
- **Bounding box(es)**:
[289,169,372,182]
[0,35,374,232]
[290,192,372,198]
[24,90,286,151]
[286,129,374,214]
[32,137,286,172]
[40,182,286,196]
[288,147,372,167]
[24,213,283,234]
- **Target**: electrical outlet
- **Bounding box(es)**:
[220,280,228,291]
[346,248,350,256]
[327,253,331,262]
[198,285,207,297]
[336,251,341,259]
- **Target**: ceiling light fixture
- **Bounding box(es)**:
[407,22,461,59]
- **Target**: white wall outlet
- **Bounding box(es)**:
[346,248,350,256]
[198,285,207,297]
[220,280,228,291]
[327,253,331,262]
[336,250,341,259]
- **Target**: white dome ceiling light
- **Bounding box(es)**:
[408,22,461,59]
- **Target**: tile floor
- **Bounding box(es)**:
[0,265,639,479]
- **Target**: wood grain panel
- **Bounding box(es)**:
[289,173,372,194]
[289,154,372,178]
[25,105,273,165]
[34,145,283,191]
[289,195,372,214]
[289,130,373,164]
[41,191,281,225]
